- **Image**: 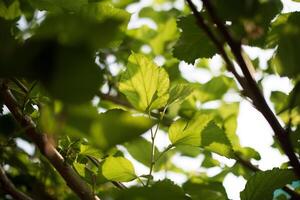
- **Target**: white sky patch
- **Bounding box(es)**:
[171,153,204,172]
[15,138,35,156]
[223,173,247,200]
[282,0,300,13]
[179,61,212,83]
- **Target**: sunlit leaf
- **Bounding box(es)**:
[201,122,234,158]
[102,156,136,182]
[168,84,194,105]
[119,53,170,111]
[168,113,212,147]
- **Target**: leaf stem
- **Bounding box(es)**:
[153,144,174,164]
[137,176,146,187]
[146,107,167,186]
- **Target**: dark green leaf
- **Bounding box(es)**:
[173,15,218,64]
[270,12,300,78]
[115,180,190,200]
[124,137,162,171]
[240,168,297,200]
[64,106,154,151]
[183,179,228,200]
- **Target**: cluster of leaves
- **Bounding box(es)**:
[0,0,300,200]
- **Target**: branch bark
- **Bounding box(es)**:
[0,81,100,200]
[0,166,33,200]
[185,0,300,177]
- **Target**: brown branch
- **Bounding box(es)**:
[0,166,33,200]
[235,154,300,200]
[184,0,248,92]
[185,0,300,177]
[0,81,100,200]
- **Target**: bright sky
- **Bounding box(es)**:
[11,0,300,199]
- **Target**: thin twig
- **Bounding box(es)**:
[146,107,167,186]
[0,166,33,200]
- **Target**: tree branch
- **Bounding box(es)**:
[0,81,100,200]
[0,166,33,200]
[184,0,248,92]
[185,0,300,177]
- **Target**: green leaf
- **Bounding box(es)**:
[236,147,261,161]
[169,113,234,158]
[102,156,136,182]
[168,113,212,147]
[79,144,103,159]
[270,12,300,78]
[139,7,180,24]
[201,152,221,168]
[196,76,235,103]
[1,38,103,103]
[240,168,297,200]
[115,179,190,200]
[270,91,288,114]
[28,0,88,12]
[36,2,130,50]
[201,121,234,158]
[173,15,218,64]
[124,137,162,170]
[65,107,154,151]
[150,18,178,55]
[183,179,228,200]
[119,53,170,111]
[168,84,194,105]
[92,109,154,150]
[0,0,21,20]
[39,43,103,104]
